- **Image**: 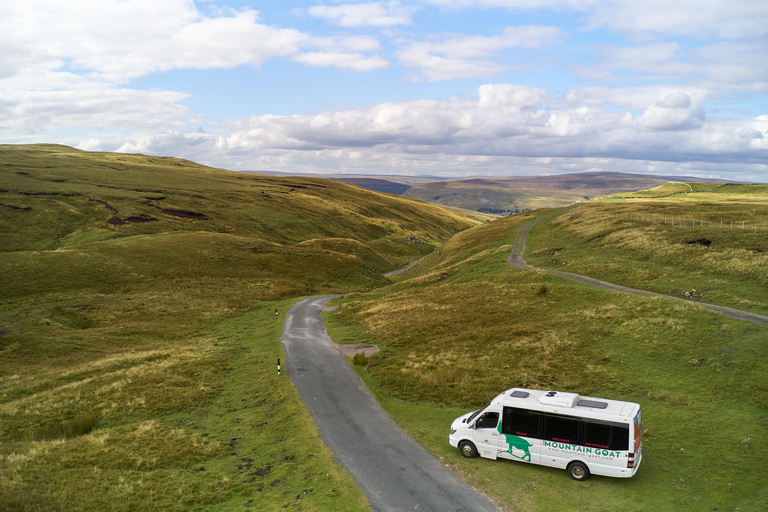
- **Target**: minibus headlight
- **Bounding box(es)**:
[450,429,457,435]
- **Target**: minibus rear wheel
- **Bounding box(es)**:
[567,461,589,481]
[459,441,478,458]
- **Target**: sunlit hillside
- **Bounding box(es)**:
[403,172,686,212]
[329,198,767,511]
[0,144,476,511]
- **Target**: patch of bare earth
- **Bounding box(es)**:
[321,305,380,357]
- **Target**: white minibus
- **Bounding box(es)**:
[449,388,642,480]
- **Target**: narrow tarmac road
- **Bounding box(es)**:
[509,211,768,327]
[281,296,498,512]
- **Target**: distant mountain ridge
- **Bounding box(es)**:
[248,170,735,212]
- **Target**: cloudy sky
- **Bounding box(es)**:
[1,0,767,180]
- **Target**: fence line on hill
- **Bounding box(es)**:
[566,211,768,234]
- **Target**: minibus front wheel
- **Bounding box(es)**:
[567,461,590,481]
[459,441,478,458]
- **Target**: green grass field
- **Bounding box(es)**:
[1,301,370,511]
[326,210,768,511]
[0,145,476,511]
[527,188,768,315]
[3,146,767,511]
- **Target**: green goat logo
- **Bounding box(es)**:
[498,422,532,462]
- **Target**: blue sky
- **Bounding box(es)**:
[1,1,767,180]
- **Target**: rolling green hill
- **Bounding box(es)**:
[540,183,768,314]
[0,144,477,511]
[4,147,766,511]
[402,172,687,212]
[256,171,738,214]
[0,144,473,255]
[327,196,768,510]
[606,181,729,198]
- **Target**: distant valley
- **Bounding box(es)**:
[254,170,734,213]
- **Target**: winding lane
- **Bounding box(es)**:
[281,211,765,511]
[509,211,768,327]
[281,295,497,512]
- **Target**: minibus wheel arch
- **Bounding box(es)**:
[459,440,478,458]
[567,461,590,481]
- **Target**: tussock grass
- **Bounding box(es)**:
[0,145,478,510]
[528,200,768,314]
[0,296,370,511]
[31,411,98,441]
[332,214,619,406]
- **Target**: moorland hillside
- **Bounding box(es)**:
[401,172,693,212]
[329,192,768,511]
[0,144,476,511]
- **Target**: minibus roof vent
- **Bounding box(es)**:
[510,390,530,398]
[576,399,608,409]
[538,391,579,407]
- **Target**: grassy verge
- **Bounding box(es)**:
[323,212,768,511]
[0,301,370,511]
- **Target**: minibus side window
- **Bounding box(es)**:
[502,407,541,439]
[475,412,499,429]
[610,424,629,451]
[582,420,629,451]
[542,414,579,444]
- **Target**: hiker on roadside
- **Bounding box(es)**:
[275,308,279,318]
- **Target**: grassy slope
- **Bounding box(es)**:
[0,145,477,510]
[2,302,370,511]
[326,209,768,511]
[527,185,768,315]
[441,205,502,223]
[0,144,472,257]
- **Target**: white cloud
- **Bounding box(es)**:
[61,81,765,178]
[82,87,766,179]
[421,0,768,40]
[203,83,768,169]
[0,1,392,137]
[576,40,768,94]
[562,85,709,111]
[292,52,390,72]
[1,1,765,182]
[0,1,309,84]
[398,42,505,81]
[0,1,391,86]
[584,0,768,41]
[306,2,418,27]
[397,26,564,81]
[0,84,190,137]
[312,35,383,53]
[639,92,704,131]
